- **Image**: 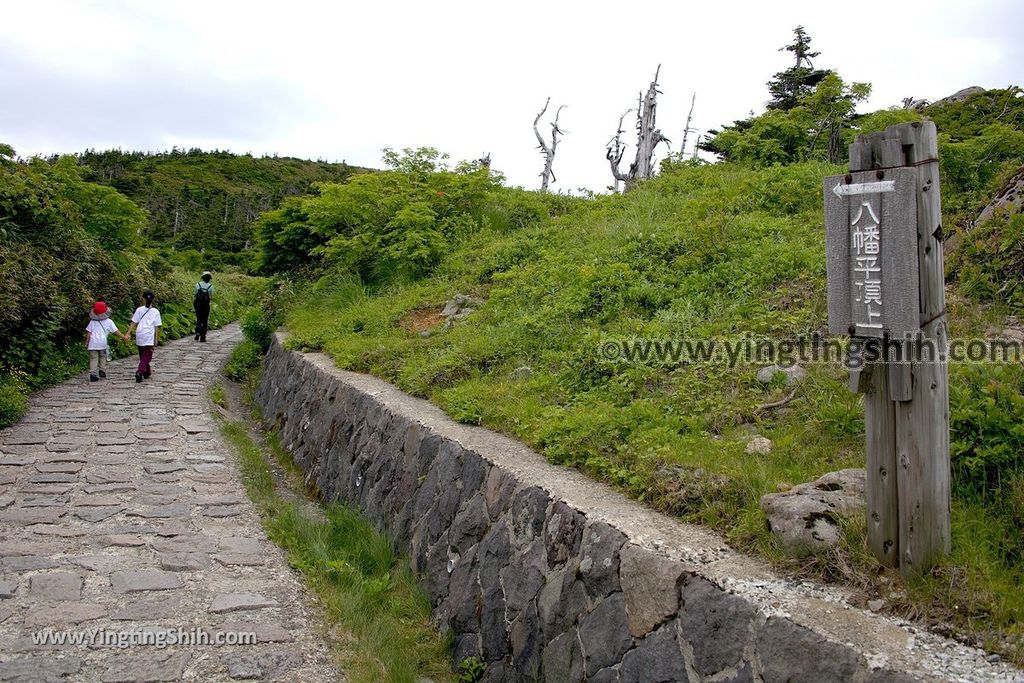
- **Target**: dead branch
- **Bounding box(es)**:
[755,387,799,414]
[680,92,696,156]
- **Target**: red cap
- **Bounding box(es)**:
[93,301,107,315]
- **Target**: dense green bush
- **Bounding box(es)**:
[0,373,29,429]
[241,309,274,352]
[255,148,559,283]
[949,213,1024,307]
[951,363,1024,490]
[224,339,263,381]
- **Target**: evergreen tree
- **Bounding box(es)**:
[766,26,829,110]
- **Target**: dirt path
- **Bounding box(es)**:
[0,325,340,682]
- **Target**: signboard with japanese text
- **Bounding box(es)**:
[824,168,920,339]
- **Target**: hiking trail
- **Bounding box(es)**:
[0,325,339,682]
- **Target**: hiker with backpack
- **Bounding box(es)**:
[193,271,213,342]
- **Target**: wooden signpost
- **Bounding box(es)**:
[824,121,950,576]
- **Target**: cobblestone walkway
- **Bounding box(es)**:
[0,326,338,682]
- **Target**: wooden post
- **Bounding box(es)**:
[826,121,950,576]
[893,122,951,575]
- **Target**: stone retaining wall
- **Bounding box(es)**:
[255,335,1019,683]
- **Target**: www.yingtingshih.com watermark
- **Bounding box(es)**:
[30,627,257,649]
[596,334,1024,369]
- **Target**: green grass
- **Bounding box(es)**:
[280,161,1024,664]
[214,387,453,683]
[209,381,228,409]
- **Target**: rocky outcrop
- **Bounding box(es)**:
[932,86,986,106]
[977,165,1024,225]
[256,335,1020,682]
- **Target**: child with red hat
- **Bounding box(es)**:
[85,302,128,382]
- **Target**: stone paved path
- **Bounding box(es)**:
[0,326,339,682]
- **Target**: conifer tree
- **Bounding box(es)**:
[766,26,829,110]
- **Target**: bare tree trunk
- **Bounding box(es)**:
[827,119,842,164]
[606,66,670,192]
[534,98,566,191]
[680,92,696,156]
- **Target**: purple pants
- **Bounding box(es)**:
[137,346,154,376]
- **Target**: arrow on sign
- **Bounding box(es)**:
[832,180,896,198]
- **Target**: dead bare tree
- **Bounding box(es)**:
[679,92,696,157]
[606,66,671,192]
[606,108,632,193]
[533,98,566,191]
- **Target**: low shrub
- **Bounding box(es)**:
[224,339,263,382]
[0,372,29,429]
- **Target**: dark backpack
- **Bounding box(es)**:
[194,283,211,305]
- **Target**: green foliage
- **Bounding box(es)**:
[950,363,1024,489]
[456,657,486,683]
[255,147,553,283]
[241,308,274,352]
[949,213,1024,306]
[938,122,1024,220]
[276,121,1024,658]
[0,152,147,374]
[209,381,228,409]
[224,340,263,382]
[0,372,29,429]
[924,87,1024,140]
[705,73,870,165]
[68,180,147,251]
[77,148,363,254]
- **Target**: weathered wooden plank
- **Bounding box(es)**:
[849,140,872,172]
[866,359,899,567]
[825,168,919,339]
[895,318,951,574]
[824,175,852,334]
[889,121,951,576]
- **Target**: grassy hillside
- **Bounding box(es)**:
[268,96,1024,661]
[77,148,364,258]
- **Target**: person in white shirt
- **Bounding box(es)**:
[84,301,128,382]
[125,290,163,383]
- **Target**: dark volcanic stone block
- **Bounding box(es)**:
[678,576,755,676]
[756,616,863,683]
[545,501,585,568]
[579,593,633,677]
[578,521,626,600]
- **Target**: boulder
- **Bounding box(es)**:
[744,436,773,455]
[932,85,985,106]
[441,293,481,323]
[756,364,807,386]
[759,469,865,555]
[510,366,533,381]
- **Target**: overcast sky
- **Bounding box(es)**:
[2,0,1022,192]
